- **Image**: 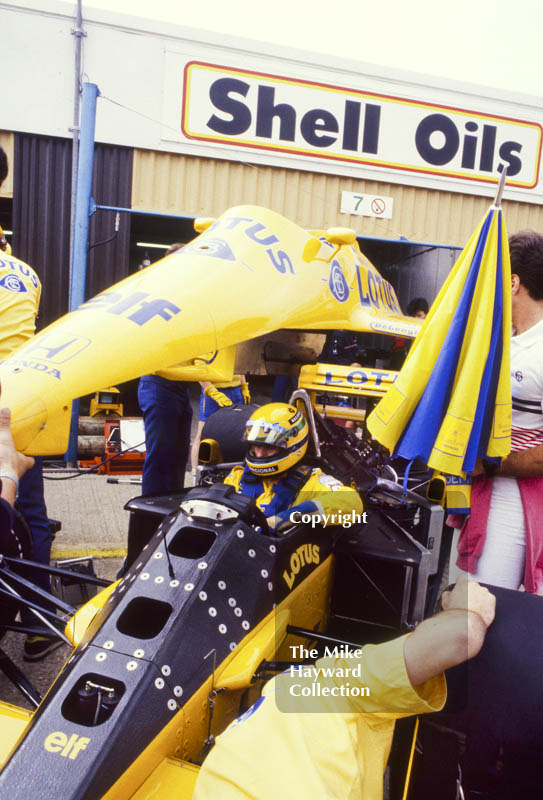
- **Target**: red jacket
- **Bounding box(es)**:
[448,475,543,594]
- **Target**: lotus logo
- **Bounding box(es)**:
[184,237,236,261]
[0,274,27,293]
[329,260,349,303]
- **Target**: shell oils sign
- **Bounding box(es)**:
[181,61,542,195]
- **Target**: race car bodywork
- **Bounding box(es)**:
[0,205,420,455]
[0,206,431,797]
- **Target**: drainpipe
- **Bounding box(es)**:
[65,81,99,464]
[69,0,85,300]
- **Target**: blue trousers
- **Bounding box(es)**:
[138,375,193,496]
[271,375,298,403]
[17,456,53,624]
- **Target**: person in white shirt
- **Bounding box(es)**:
[451,230,543,592]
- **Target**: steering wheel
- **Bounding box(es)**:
[182,484,270,535]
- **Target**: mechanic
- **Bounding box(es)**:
[0,147,56,661]
[190,374,251,481]
[224,402,363,531]
[194,576,495,799]
[450,230,543,592]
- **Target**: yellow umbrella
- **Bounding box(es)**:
[367,172,511,479]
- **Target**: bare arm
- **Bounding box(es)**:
[496,445,543,477]
[471,443,543,478]
[404,577,495,686]
[0,407,34,507]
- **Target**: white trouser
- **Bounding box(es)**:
[449,477,526,590]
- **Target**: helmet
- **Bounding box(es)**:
[244,402,309,476]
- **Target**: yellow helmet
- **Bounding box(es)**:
[244,402,309,476]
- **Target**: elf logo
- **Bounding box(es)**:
[44,731,90,759]
[182,62,542,189]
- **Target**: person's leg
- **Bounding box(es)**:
[272,375,290,403]
[174,387,193,489]
[17,458,63,659]
[138,377,189,496]
[17,457,51,595]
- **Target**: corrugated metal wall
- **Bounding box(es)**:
[132,149,543,247]
[12,134,133,328]
[13,134,72,328]
[87,143,133,299]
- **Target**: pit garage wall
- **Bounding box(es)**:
[11,133,133,329]
[131,149,543,248]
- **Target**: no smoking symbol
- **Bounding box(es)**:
[371,198,386,215]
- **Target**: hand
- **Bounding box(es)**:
[204,386,233,408]
[442,575,496,628]
[241,381,251,404]
[266,515,291,532]
[0,407,34,480]
[471,459,485,477]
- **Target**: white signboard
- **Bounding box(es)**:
[341,191,393,218]
[180,61,542,200]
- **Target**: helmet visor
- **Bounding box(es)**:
[244,419,288,446]
[244,413,306,447]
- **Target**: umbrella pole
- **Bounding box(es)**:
[493,166,507,208]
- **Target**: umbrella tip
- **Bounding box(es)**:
[493,166,508,208]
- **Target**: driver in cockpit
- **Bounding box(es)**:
[223,402,363,532]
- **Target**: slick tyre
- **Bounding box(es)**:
[201,404,259,462]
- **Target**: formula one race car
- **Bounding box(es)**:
[1,204,541,799]
[0,389,447,799]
